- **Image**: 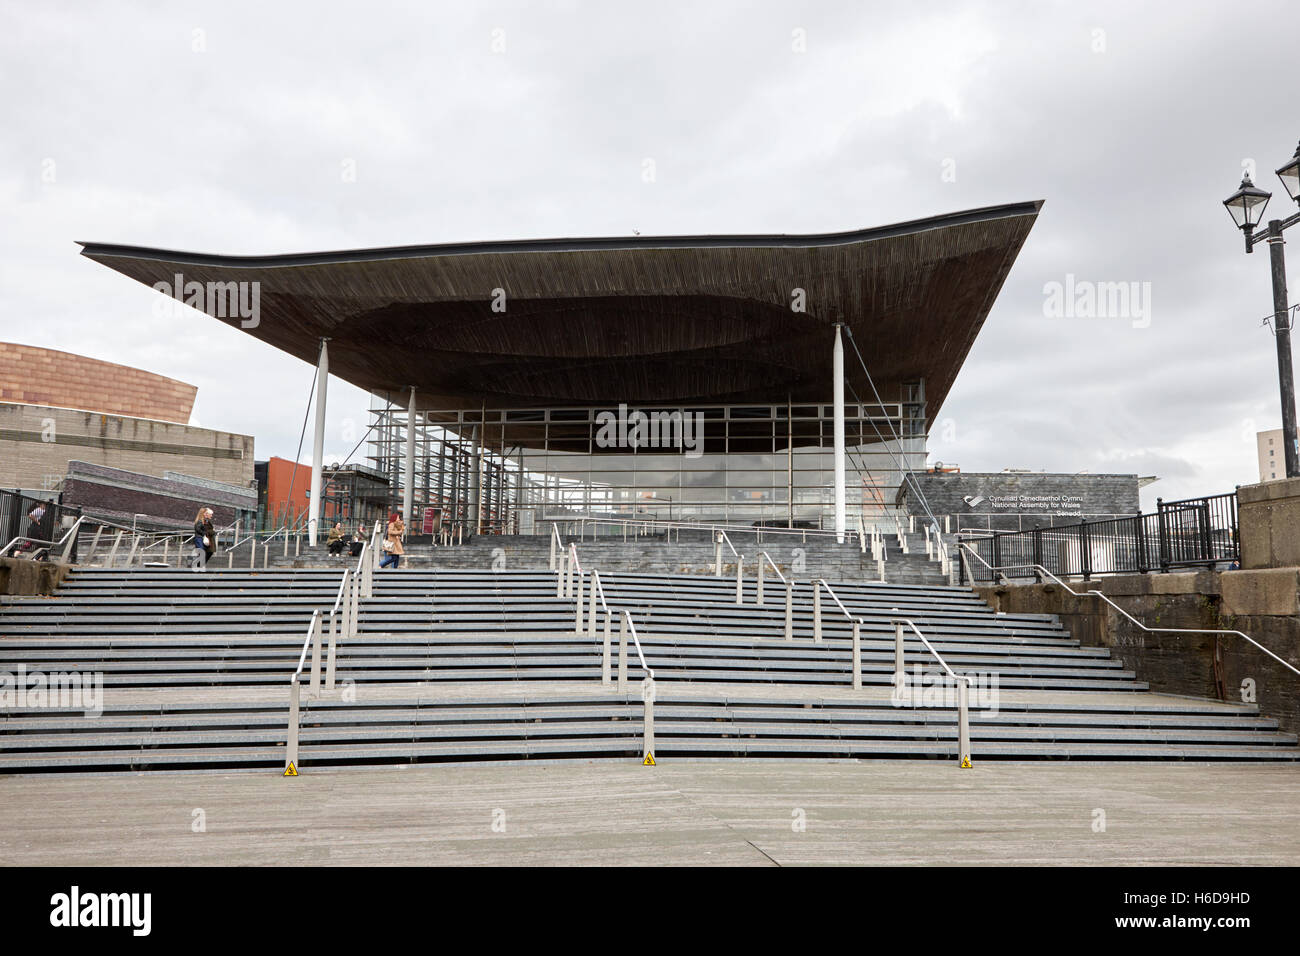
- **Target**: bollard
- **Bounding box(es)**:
[715,534,722,576]
[785,581,793,641]
[163,538,170,563]
[756,559,765,606]
[852,620,862,691]
[283,529,289,558]
[878,557,886,582]
[295,532,301,557]
[263,542,270,568]
[642,677,655,764]
[588,576,599,638]
[813,584,822,643]
[957,679,972,768]
[564,552,574,599]
[108,530,122,567]
[549,528,557,571]
[618,614,628,691]
[286,678,301,772]
[735,555,744,605]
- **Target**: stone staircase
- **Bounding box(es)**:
[0,565,1296,772]
[213,529,953,586]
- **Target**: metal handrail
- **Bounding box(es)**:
[716,529,740,558]
[757,550,786,585]
[891,616,972,687]
[549,523,564,571]
[810,578,866,690]
[890,614,973,768]
[0,515,93,562]
[957,541,1300,680]
[571,549,655,684]
[756,551,794,639]
[285,608,323,772]
[816,577,856,622]
[571,514,894,542]
[620,610,655,680]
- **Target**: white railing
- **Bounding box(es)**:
[957,542,1300,681]
[924,522,953,581]
[568,546,657,764]
[756,550,794,640]
[549,522,563,571]
[285,608,323,773]
[714,530,745,600]
[568,515,849,546]
[890,614,973,768]
[811,578,864,690]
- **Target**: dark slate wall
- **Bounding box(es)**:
[902,472,1140,531]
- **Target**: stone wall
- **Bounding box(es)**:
[0,402,253,490]
[1238,477,1300,570]
[975,569,1300,737]
[0,556,71,596]
[902,471,1139,532]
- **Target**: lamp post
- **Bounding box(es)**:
[1224,141,1300,479]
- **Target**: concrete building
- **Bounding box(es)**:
[0,342,254,525]
[1257,428,1284,482]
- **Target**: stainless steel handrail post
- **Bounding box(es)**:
[618,613,628,691]
[852,619,862,690]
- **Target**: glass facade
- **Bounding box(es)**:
[367,395,926,534]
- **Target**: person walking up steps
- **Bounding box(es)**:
[380,511,405,569]
[191,507,212,571]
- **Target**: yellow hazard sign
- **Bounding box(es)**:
[642,752,656,766]
[284,762,299,776]
[959,756,972,769]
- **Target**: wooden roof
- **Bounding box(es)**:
[79,201,1041,445]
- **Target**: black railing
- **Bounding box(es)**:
[1,489,82,562]
[959,492,1239,583]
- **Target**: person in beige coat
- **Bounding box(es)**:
[380,512,405,569]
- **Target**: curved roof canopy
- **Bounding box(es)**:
[80,200,1040,441]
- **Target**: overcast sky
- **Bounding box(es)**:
[2,0,1297,509]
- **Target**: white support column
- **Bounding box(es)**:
[308,339,329,546]
[832,324,847,544]
[402,386,416,528]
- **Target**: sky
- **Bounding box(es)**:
[2,0,1298,510]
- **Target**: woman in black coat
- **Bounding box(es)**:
[200,509,217,564]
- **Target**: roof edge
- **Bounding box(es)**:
[77,200,1045,269]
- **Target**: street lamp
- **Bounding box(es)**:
[1224,142,1300,479]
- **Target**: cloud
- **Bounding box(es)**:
[0,0,1295,509]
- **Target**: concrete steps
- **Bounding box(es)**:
[1,690,1294,773]
[1,565,1296,772]
[197,531,954,585]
